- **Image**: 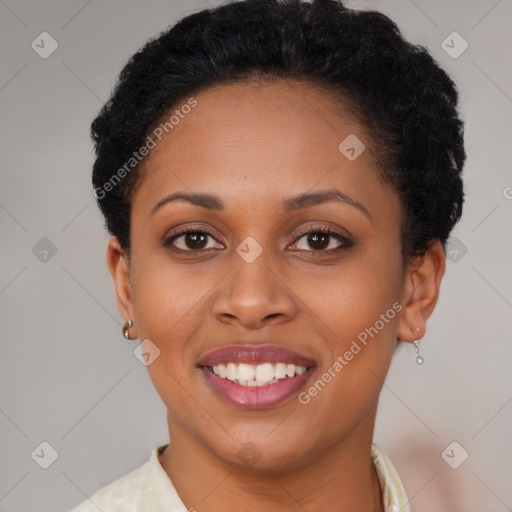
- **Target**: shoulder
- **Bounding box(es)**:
[68,458,148,512]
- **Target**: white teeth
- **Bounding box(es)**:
[275,362,287,379]
[218,364,227,379]
[255,363,274,382]
[237,363,255,382]
[286,364,296,377]
[226,363,237,381]
[208,362,309,386]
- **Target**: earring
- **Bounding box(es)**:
[122,320,133,340]
[413,327,424,365]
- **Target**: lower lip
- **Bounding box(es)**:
[200,367,315,409]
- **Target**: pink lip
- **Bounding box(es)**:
[198,345,317,409]
[197,345,316,367]
[201,366,315,409]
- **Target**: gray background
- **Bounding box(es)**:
[1,0,511,511]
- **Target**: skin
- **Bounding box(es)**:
[107,79,445,511]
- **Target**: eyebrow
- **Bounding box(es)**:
[151,189,371,220]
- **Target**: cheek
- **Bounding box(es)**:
[293,269,398,441]
[131,253,213,341]
[293,255,401,410]
[130,261,203,413]
[292,257,401,343]
[129,261,208,400]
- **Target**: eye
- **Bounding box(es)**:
[163,225,353,254]
[290,226,352,253]
[164,226,223,252]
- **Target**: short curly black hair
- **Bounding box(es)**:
[91,0,465,264]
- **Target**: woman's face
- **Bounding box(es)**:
[111,80,428,469]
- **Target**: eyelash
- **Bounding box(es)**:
[164,224,353,255]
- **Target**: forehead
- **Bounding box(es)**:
[132,79,397,221]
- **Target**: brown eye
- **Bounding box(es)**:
[179,232,209,250]
[304,233,330,250]
[164,227,223,252]
[291,226,352,253]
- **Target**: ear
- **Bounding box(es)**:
[397,239,446,343]
[106,236,138,339]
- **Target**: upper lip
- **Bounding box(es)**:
[197,344,317,367]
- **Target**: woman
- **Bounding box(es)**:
[71,0,465,510]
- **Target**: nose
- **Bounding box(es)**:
[210,250,298,330]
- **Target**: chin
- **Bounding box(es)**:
[207,432,316,473]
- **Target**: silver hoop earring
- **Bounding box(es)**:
[122,320,133,340]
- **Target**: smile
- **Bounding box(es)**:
[209,362,308,386]
[198,345,316,409]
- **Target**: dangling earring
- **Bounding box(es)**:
[122,320,134,340]
[413,327,424,364]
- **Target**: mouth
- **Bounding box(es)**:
[197,345,316,409]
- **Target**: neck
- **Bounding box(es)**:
[159,409,384,512]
